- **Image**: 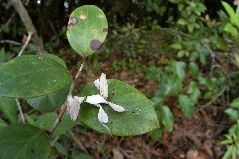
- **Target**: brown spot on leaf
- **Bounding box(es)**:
[90,39,102,51]
[103,28,108,32]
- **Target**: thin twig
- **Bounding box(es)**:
[50,136,59,146]
[50,56,86,135]
[18,32,33,56]
[15,99,26,124]
[14,32,33,124]
[68,130,88,152]
[0,40,21,45]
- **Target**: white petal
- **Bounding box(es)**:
[98,106,108,123]
[107,102,126,112]
[85,94,107,104]
[74,96,85,103]
[94,79,100,90]
[99,73,108,99]
[67,95,74,104]
[66,96,84,121]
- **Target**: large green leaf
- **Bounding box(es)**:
[231,97,239,109]
[224,23,238,38]
[0,54,72,98]
[0,118,7,129]
[222,1,239,28]
[79,79,159,136]
[27,86,69,112]
[32,112,75,137]
[0,124,50,159]
[225,108,239,121]
[189,62,199,79]
[66,5,108,56]
[0,96,18,123]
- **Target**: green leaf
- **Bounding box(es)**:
[0,124,50,159]
[222,145,233,159]
[232,146,237,159]
[170,43,182,50]
[178,95,195,117]
[172,61,186,81]
[0,96,18,123]
[229,123,239,137]
[189,62,199,79]
[225,108,239,121]
[54,142,68,157]
[0,48,7,63]
[159,106,174,132]
[222,1,239,28]
[27,86,69,112]
[187,81,201,102]
[0,54,72,98]
[150,127,163,141]
[79,79,159,136]
[32,112,75,137]
[224,23,238,38]
[66,5,108,56]
[0,118,7,129]
[212,36,228,51]
[154,75,182,99]
[231,97,239,109]
[198,76,217,91]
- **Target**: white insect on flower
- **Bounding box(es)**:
[85,73,126,126]
[66,95,85,121]
[97,14,104,19]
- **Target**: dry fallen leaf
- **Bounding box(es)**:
[112,149,124,159]
[187,149,198,159]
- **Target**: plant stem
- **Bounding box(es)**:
[0,40,21,45]
[14,32,34,124]
[15,99,26,124]
[68,130,88,152]
[49,56,86,135]
[18,32,33,56]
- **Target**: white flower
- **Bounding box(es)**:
[85,73,126,126]
[66,95,84,121]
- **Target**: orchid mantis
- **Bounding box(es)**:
[67,73,126,127]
